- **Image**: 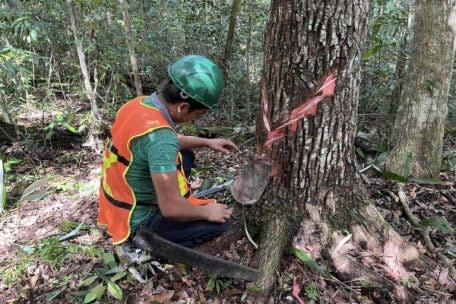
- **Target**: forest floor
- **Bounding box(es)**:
[0,107,455,304]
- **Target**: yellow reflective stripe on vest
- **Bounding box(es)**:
[101,151,117,197]
[176,152,190,197]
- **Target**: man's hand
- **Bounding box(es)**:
[203,203,232,223]
[206,138,238,154]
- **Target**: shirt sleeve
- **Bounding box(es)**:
[140,128,179,174]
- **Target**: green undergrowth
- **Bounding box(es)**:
[0,221,104,288]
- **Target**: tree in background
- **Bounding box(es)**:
[386,1,456,177]
[119,0,142,96]
[66,0,98,117]
[220,0,241,81]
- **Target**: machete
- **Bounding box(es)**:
[192,179,233,198]
[133,227,259,281]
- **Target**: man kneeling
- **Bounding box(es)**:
[98,55,237,248]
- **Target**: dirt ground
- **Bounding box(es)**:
[0,114,455,303]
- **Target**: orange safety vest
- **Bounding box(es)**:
[97,96,213,244]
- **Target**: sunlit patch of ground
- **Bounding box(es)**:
[0,107,455,303]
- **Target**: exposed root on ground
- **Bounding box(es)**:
[252,195,452,303]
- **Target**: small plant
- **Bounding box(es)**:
[206,274,232,294]
[78,252,127,303]
[37,237,66,266]
[2,156,22,173]
[44,112,88,140]
[291,247,330,277]
[402,275,418,289]
[0,253,32,286]
[304,282,319,301]
[419,216,454,234]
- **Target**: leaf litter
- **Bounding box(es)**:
[0,109,455,303]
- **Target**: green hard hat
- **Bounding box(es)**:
[168,55,224,111]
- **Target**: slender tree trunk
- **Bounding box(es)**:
[388,4,413,123]
[251,1,428,300]
[0,93,12,124]
[220,0,241,81]
[245,0,253,116]
[119,0,142,96]
[386,0,456,177]
[66,0,98,115]
[67,0,99,147]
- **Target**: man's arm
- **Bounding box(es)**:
[178,135,238,154]
[151,171,231,222]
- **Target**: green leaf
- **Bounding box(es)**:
[79,275,98,288]
[45,289,63,302]
[106,280,123,300]
[215,280,221,294]
[207,278,215,291]
[19,178,49,203]
[20,190,48,203]
[373,144,388,153]
[200,179,213,191]
[377,171,408,183]
[55,112,64,122]
[4,157,22,173]
[59,222,84,241]
[103,253,117,269]
[362,45,382,60]
[111,271,127,282]
[304,282,319,300]
[419,216,454,234]
[375,152,388,165]
[355,147,365,159]
[83,283,105,303]
[63,122,77,133]
[291,248,329,277]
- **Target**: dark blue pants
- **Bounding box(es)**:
[144,150,230,248]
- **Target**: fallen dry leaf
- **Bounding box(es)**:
[149,290,175,303]
[292,277,305,304]
[438,267,449,286]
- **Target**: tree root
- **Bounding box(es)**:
[393,185,456,279]
[291,202,444,302]
[252,211,296,302]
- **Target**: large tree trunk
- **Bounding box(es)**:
[386,0,456,178]
[252,0,426,300]
[119,0,142,96]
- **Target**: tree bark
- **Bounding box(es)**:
[119,0,142,96]
[388,4,413,123]
[386,0,456,177]
[251,1,428,300]
[220,0,241,81]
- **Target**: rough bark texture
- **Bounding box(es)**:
[386,0,456,177]
[251,0,417,298]
[119,0,143,96]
